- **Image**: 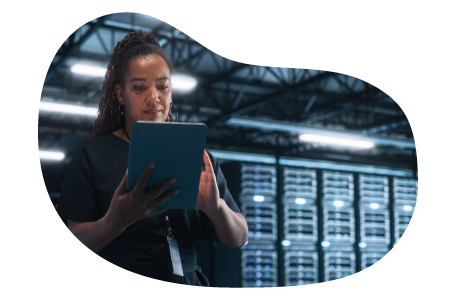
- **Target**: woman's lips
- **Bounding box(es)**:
[143,110,161,115]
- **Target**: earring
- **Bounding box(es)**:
[169,102,178,122]
[118,103,124,126]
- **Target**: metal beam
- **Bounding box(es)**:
[45,16,109,84]
[361,116,410,134]
[205,71,333,126]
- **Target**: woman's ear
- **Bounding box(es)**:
[115,83,124,105]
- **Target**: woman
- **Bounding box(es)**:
[57,31,248,286]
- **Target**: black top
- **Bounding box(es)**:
[57,133,240,285]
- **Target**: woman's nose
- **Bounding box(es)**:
[146,87,160,103]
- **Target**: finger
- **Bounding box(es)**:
[130,163,155,198]
[146,188,180,209]
[143,177,177,201]
[202,151,214,174]
[114,169,128,196]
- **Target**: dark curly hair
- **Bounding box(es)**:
[93,30,174,138]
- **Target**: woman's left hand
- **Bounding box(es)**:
[195,151,221,214]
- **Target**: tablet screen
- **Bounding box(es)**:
[126,122,207,209]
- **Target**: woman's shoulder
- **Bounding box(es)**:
[72,133,127,159]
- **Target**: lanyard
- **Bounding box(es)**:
[165,215,174,238]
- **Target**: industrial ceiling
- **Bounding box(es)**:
[39,13,417,197]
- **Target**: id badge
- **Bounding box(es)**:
[167,236,184,276]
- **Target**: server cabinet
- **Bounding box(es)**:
[239,163,279,287]
[359,174,390,246]
[322,171,355,244]
[282,167,318,286]
[282,167,318,242]
[323,247,356,281]
[393,177,418,243]
[284,245,318,286]
[361,246,394,288]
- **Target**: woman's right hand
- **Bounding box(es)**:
[106,163,180,231]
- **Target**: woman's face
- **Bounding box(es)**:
[115,54,172,127]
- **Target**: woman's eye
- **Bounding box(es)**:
[134,86,144,90]
[159,85,169,90]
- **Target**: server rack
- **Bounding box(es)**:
[210,151,417,287]
[239,163,279,287]
[393,177,418,244]
[360,245,389,270]
[359,175,390,248]
[282,167,319,285]
[323,246,356,281]
[321,170,356,281]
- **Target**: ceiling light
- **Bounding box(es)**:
[281,240,291,247]
[40,101,98,117]
[71,64,106,77]
[359,242,367,248]
[299,134,374,149]
[40,151,65,161]
[172,75,197,92]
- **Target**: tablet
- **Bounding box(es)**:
[126,121,207,209]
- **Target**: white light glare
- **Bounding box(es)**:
[282,240,291,247]
[172,74,197,92]
[71,64,197,92]
[253,195,265,202]
[403,205,413,211]
[40,102,98,117]
[299,134,374,149]
[71,64,106,77]
[295,198,306,205]
[321,241,330,247]
[333,200,344,207]
[370,203,380,209]
[359,242,367,248]
[40,151,65,161]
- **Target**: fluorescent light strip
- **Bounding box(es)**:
[40,151,65,161]
[299,133,374,149]
[227,117,415,149]
[172,75,197,92]
[279,157,414,177]
[208,149,276,164]
[71,64,106,77]
[70,63,197,92]
[40,101,98,117]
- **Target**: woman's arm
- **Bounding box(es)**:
[204,199,248,248]
[196,151,248,248]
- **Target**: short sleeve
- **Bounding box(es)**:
[56,145,102,223]
[200,150,241,246]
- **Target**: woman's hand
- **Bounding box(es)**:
[106,163,180,231]
[195,151,221,215]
